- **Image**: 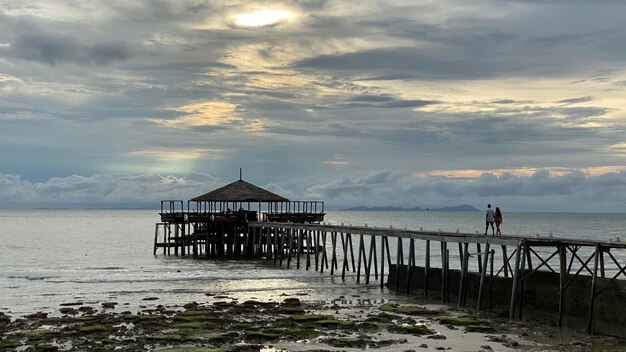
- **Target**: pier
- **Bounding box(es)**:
[154,180,626,337]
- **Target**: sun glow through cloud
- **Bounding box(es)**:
[234,9,295,27]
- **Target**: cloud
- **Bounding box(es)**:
[1,169,625,212]
[0,172,221,208]
[302,169,626,212]
[344,94,437,108]
[5,22,129,65]
[558,96,594,104]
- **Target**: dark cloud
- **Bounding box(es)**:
[344,94,437,108]
[558,96,594,104]
[295,47,523,79]
[8,25,129,65]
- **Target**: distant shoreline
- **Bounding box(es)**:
[340,204,480,212]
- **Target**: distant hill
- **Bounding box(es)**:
[342,206,424,211]
[341,204,479,212]
[428,204,480,212]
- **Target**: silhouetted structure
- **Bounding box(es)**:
[154,177,324,257]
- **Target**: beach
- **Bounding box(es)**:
[2,286,626,352]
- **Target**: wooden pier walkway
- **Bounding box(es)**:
[154,218,626,335]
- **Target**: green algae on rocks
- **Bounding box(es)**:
[379,303,443,316]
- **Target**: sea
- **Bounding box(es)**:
[1,210,625,317]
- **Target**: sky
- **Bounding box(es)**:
[0,0,625,212]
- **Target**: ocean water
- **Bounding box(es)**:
[1,210,625,317]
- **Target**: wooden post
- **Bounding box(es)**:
[502,245,509,277]
[406,238,415,293]
[525,243,533,271]
[348,234,356,272]
[424,240,430,298]
[191,222,197,256]
[252,226,258,257]
[357,234,364,283]
[322,231,329,270]
[320,231,327,273]
[445,248,450,302]
[173,224,178,256]
[587,244,600,335]
[489,249,495,309]
[341,233,348,280]
[380,235,386,288]
[518,242,527,319]
[509,242,522,320]
[477,243,482,274]
[558,243,566,327]
[599,249,605,278]
[279,229,285,267]
[296,229,302,270]
[257,226,263,259]
[458,246,467,308]
[306,230,312,270]
[360,235,367,281]
[180,224,187,257]
[385,236,391,269]
[395,238,402,291]
[399,237,404,265]
[314,230,320,271]
[441,241,447,303]
[153,224,159,255]
[371,236,379,280]
[165,224,170,255]
[274,228,279,265]
[287,228,294,269]
[462,242,469,307]
[330,232,338,275]
[267,227,273,259]
[477,243,490,311]
[366,236,375,284]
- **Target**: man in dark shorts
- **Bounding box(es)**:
[485,204,495,235]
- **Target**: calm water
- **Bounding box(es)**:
[1,210,625,316]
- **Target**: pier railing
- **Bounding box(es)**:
[158,200,325,224]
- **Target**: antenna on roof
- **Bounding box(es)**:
[239,168,242,181]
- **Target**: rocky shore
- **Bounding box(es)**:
[1,292,625,352]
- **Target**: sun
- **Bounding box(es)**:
[234,9,296,27]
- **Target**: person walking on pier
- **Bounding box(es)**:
[495,207,503,236]
[485,204,495,235]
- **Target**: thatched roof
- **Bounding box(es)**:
[191,180,289,202]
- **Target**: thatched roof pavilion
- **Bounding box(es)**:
[191,180,288,202]
[160,175,324,224]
